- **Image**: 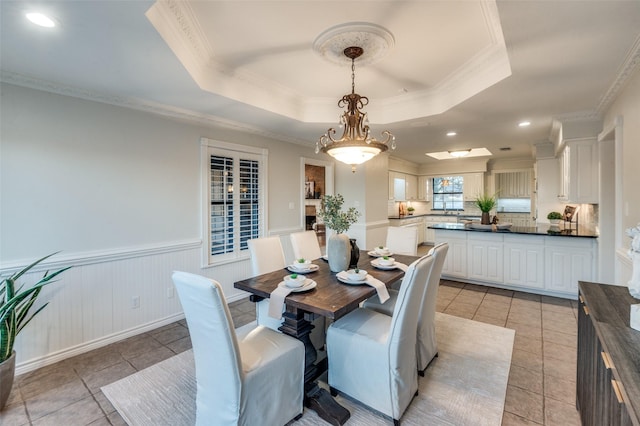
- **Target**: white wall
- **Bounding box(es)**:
[602,67,640,285]
[0,83,324,372]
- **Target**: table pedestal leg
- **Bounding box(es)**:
[279,306,350,426]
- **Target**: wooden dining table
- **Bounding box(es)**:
[234,250,419,426]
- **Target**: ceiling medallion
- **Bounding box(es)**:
[312,22,395,67]
[316,45,396,172]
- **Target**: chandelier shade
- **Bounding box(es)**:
[316,46,395,172]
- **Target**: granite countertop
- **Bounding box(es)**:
[429,222,598,238]
[388,213,480,220]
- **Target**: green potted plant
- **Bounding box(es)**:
[317,194,360,272]
[0,253,71,410]
[547,211,563,229]
[407,206,415,215]
[475,193,497,225]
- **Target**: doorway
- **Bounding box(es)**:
[301,157,334,250]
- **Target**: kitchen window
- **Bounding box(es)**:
[432,176,464,210]
[201,138,267,265]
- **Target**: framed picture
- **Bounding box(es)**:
[305,181,315,199]
[563,205,578,222]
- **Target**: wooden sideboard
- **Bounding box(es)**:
[577,282,640,425]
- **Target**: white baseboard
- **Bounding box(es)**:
[15,312,185,376]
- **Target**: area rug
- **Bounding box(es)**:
[102,313,514,425]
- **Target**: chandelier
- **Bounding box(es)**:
[316,46,396,172]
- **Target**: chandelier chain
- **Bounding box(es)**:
[351,58,356,95]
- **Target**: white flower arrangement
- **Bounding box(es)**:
[627,223,640,256]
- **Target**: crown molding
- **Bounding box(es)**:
[597,34,640,114]
[0,71,308,147]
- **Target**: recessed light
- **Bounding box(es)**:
[518,121,531,127]
[446,131,457,137]
[26,12,55,28]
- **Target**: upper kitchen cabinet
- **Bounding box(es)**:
[462,172,484,201]
[389,171,418,200]
[405,174,418,200]
[418,176,432,201]
[558,138,599,203]
[495,170,532,198]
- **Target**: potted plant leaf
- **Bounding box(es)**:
[475,193,497,225]
[0,253,71,410]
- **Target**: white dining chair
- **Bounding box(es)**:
[385,226,419,256]
[363,242,449,375]
[247,236,288,331]
[172,271,304,426]
[290,230,323,260]
[326,252,434,425]
[247,236,326,350]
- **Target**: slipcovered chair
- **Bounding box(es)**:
[172,271,304,426]
[385,226,419,256]
[363,242,449,375]
[247,236,287,331]
[247,236,325,350]
[326,253,435,425]
[290,230,323,260]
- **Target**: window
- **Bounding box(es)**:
[432,176,464,210]
[202,138,267,265]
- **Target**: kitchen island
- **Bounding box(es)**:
[429,223,598,299]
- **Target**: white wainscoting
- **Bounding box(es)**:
[5,239,259,375]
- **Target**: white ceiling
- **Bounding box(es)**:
[2,1,640,166]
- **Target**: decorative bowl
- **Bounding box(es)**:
[346,269,367,281]
[293,258,312,268]
[284,274,306,288]
[378,256,395,266]
[374,246,390,255]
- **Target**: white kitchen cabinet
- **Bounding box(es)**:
[435,230,467,279]
[467,233,504,284]
[389,171,406,201]
[495,171,532,198]
[418,176,432,201]
[424,217,437,244]
[544,238,595,294]
[405,174,418,200]
[388,172,395,200]
[557,138,599,203]
[463,173,484,201]
[424,215,455,243]
[388,172,418,201]
[401,217,424,245]
[433,228,596,298]
[503,234,545,289]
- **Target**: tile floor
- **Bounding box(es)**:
[1,266,581,425]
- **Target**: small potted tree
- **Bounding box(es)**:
[0,253,71,410]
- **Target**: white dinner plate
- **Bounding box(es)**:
[337,274,369,285]
[368,251,394,258]
[287,264,319,273]
[321,255,328,261]
[278,279,317,292]
[370,259,398,270]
